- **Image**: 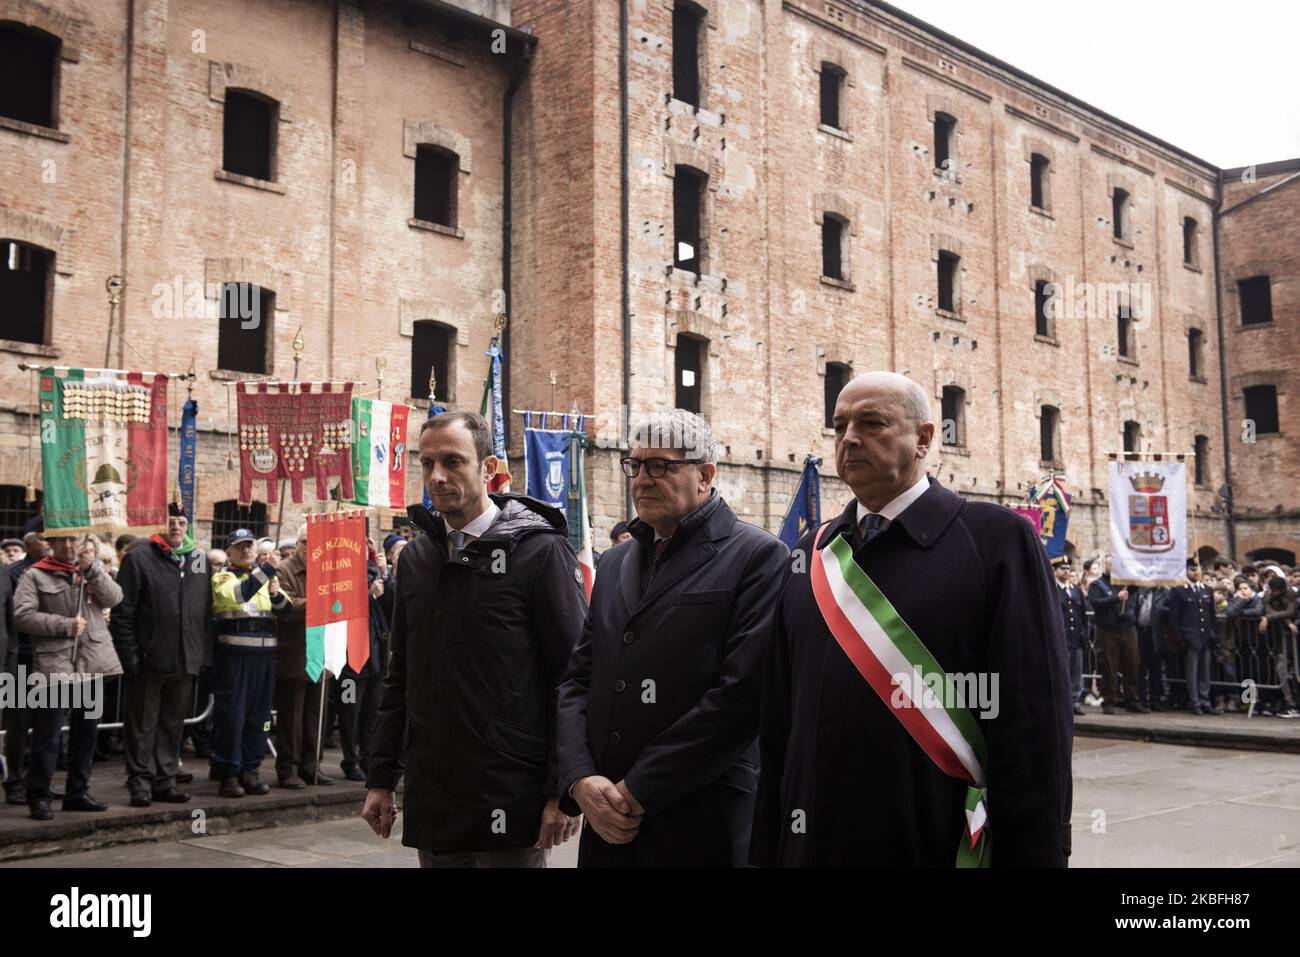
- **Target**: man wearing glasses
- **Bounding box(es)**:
[557,409,787,866]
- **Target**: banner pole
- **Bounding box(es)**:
[314,672,329,786]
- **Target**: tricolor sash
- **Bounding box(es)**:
[810,522,991,867]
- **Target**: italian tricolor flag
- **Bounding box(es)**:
[350,398,410,508]
[39,368,169,536]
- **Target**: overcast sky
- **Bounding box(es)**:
[885,0,1300,169]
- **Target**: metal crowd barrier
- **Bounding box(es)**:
[1081,608,1300,711]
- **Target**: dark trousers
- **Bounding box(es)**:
[273,677,324,781]
[27,704,98,801]
[1069,644,1084,702]
[334,671,380,772]
[1099,626,1140,707]
[123,673,193,794]
[210,651,275,778]
[1184,644,1213,709]
[419,848,548,868]
[1136,626,1163,706]
[3,651,33,791]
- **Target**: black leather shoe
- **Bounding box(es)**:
[129,790,152,808]
[151,787,191,803]
[4,785,27,805]
[1072,703,1085,716]
[1200,705,1223,715]
[29,798,53,821]
[238,771,269,795]
[175,771,194,785]
[62,794,108,812]
[341,765,366,782]
[1126,703,1150,714]
[303,770,336,786]
[219,777,245,799]
[278,774,306,789]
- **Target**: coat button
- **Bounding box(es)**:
[610,731,621,744]
[622,632,634,645]
[614,679,626,692]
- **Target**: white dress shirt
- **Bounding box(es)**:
[854,473,930,536]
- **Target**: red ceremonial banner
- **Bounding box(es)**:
[236,381,355,504]
[305,509,370,677]
[1009,504,1044,534]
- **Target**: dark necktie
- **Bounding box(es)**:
[654,539,668,561]
[449,530,466,554]
[860,513,883,543]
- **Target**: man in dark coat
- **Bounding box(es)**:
[557,409,788,867]
[110,504,213,805]
[272,525,330,788]
[1088,556,1146,714]
[1053,556,1088,716]
[363,411,587,867]
[752,371,1073,867]
[1165,559,1222,715]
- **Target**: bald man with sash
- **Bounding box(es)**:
[751,372,1073,866]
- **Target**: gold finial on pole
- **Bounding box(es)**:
[550,370,557,411]
[292,326,305,379]
[186,356,196,398]
[375,356,386,400]
[428,367,437,402]
[494,311,507,334]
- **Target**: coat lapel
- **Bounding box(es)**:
[634,534,720,616]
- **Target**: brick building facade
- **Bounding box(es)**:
[0,0,1293,563]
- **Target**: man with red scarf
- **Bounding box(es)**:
[13,532,122,820]
[111,504,213,806]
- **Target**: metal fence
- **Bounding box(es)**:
[1082,610,1299,711]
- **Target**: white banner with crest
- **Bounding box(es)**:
[1107,460,1187,586]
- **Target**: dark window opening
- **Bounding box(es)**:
[933,112,956,172]
[824,362,850,429]
[940,386,964,447]
[1030,153,1049,208]
[411,321,451,401]
[222,89,277,182]
[1034,280,1052,337]
[1243,385,1279,435]
[673,166,705,273]
[675,334,704,413]
[212,500,268,543]
[1182,216,1198,266]
[822,216,845,281]
[1,240,53,344]
[819,64,843,129]
[1123,420,1141,453]
[1040,406,1060,464]
[1117,309,1133,358]
[414,146,457,227]
[0,22,58,128]
[1188,328,1203,379]
[1112,187,1130,240]
[217,283,272,374]
[1238,276,1272,326]
[672,3,702,107]
[1194,435,1209,485]
[0,485,42,541]
[937,251,958,313]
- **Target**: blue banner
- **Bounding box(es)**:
[524,413,575,511]
[1038,494,1071,559]
[779,456,821,549]
[420,401,446,511]
[178,399,198,522]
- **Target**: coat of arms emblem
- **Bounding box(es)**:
[1126,471,1173,552]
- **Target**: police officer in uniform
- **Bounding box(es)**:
[210,528,291,797]
[1165,558,1222,715]
[1053,557,1088,716]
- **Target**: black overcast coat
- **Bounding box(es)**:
[109,538,214,676]
[557,491,788,867]
[752,479,1073,867]
[367,494,587,854]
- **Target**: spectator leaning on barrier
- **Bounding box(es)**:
[110,504,213,807]
[13,534,123,821]
[1260,577,1299,718]
[210,528,291,798]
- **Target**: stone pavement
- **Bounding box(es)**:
[3,736,1296,867]
[1073,704,1300,753]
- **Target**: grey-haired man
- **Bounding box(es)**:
[557,409,788,866]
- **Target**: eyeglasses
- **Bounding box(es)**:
[620,456,700,478]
